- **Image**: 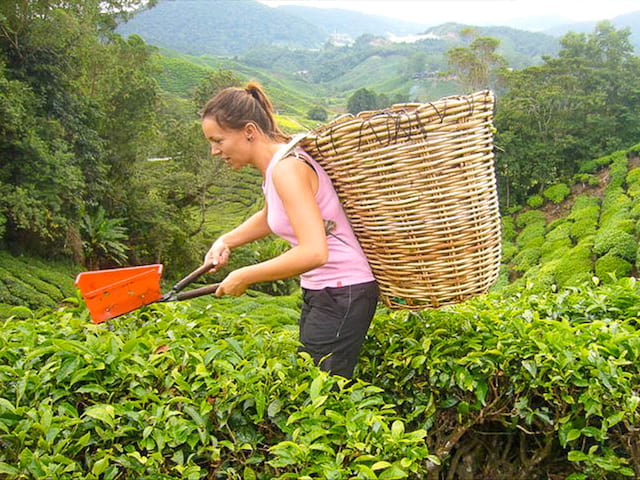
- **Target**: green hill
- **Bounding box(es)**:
[116,0,326,56]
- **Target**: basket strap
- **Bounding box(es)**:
[273,133,308,163]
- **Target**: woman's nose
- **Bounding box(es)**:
[211,144,221,156]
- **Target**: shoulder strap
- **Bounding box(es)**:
[273,133,307,163]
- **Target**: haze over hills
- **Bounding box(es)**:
[275,5,429,38]
[118,0,640,58]
[117,0,562,60]
[544,10,640,49]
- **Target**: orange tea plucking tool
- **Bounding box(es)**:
[75,263,219,323]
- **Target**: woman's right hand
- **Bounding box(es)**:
[205,237,231,271]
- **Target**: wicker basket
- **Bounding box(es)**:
[299,90,501,309]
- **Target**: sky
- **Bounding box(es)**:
[258,0,640,28]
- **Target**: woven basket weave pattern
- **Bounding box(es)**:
[300,90,501,309]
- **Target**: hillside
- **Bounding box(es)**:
[276,5,429,38]
[423,23,560,68]
[117,0,560,68]
[499,142,640,294]
[116,0,326,56]
[544,10,640,51]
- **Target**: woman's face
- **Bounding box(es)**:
[202,117,252,170]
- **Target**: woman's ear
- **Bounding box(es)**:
[244,122,258,142]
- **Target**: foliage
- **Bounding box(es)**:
[0,251,77,312]
[192,69,242,113]
[526,194,544,208]
[495,22,640,205]
[0,1,160,260]
[593,229,637,262]
[542,183,570,204]
[515,209,546,229]
[80,207,129,270]
[511,247,541,272]
[554,245,593,287]
[501,216,516,242]
[358,278,640,479]
[594,253,632,282]
[3,274,640,478]
[347,88,380,114]
[515,223,545,249]
[446,29,508,92]
[307,105,328,122]
[0,294,433,479]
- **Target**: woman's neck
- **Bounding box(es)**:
[254,139,288,176]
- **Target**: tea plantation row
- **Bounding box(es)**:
[2,279,640,479]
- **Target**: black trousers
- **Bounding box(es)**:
[299,280,379,378]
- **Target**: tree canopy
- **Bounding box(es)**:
[493,21,640,205]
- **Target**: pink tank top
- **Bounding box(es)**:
[263,146,374,290]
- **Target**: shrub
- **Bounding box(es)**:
[627,182,640,198]
[545,222,572,243]
[511,247,541,272]
[501,241,517,262]
[594,252,632,282]
[307,105,328,121]
[545,217,567,232]
[600,208,633,231]
[526,194,544,208]
[572,173,600,187]
[569,195,600,216]
[607,153,629,191]
[501,217,516,242]
[601,188,631,213]
[555,245,593,287]
[570,218,598,241]
[521,262,558,291]
[361,279,640,479]
[593,229,636,261]
[626,168,640,186]
[542,183,570,204]
[515,210,546,229]
[490,264,510,291]
[516,222,545,248]
[540,240,571,264]
[578,153,615,174]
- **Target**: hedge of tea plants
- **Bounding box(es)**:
[504,142,640,293]
[2,278,640,479]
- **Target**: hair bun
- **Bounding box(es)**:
[245,83,261,100]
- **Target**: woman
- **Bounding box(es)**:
[201,82,378,379]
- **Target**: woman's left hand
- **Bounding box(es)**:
[215,268,250,297]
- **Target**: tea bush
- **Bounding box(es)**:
[554,244,594,287]
[593,229,636,262]
[515,210,546,229]
[501,217,517,242]
[511,247,541,272]
[0,294,434,480]
[594,252,633,282]
[526,194,544,208]
[3,278,640,479]
[359,278,640,479]
[516,223,545,249]
[542,183,570,204]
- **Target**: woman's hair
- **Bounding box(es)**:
[200,82,290,142]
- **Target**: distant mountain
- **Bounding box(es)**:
[116,0,326,56]
[508,15,575,32]
[424,23,560,68]
[543,10,640,51]
[275,5,429,39]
